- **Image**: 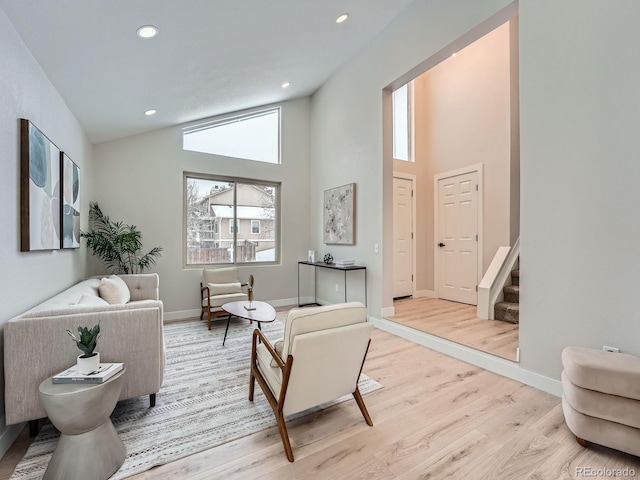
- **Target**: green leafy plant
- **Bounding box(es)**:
[67,323,101,358]
[81,202,163,274]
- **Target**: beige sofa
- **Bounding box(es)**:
[4,274,165,428]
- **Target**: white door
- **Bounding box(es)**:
[437,171,478,305]
[393,176,413,298]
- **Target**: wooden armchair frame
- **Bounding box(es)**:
[199,281,248,330]
[248,328,373,462]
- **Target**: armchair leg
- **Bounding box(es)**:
[353,387,373,426]
[150,393,156,407]
[275,410,294,462]
[208,309,212,331]
[249,370,255,401]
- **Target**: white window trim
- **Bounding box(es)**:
[183,172,281,267]
[251,220,260,234]
[182,106,281,164]
[392,82,414,162]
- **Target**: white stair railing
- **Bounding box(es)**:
[477,237,520,319]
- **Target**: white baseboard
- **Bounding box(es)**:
[370,317,562,397]
[414,290,436,298]
[380,306,395,318]
[0,421,24,460]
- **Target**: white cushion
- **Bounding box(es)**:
[76,294,109,306]
[208,282,243,296]
[99,275,131,305]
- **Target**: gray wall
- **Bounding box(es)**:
[0,7,93,451]
[310,0,514,320]
[93,98,311,317]
[519,0,640,378]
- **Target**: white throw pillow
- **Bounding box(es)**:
[99,275,131,304]
[77,294,109,306]
[207,282,243,296]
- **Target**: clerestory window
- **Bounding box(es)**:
[392,82,413,162]
[182,107,280,164]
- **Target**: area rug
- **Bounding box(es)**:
[10,317,382,479]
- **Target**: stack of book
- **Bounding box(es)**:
[52,363,124,384]
[335,259,355,267]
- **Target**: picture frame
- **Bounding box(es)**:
[20,119,61,251]
[61,152,80,249]
[323,183,355,245]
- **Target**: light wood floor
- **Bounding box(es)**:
[3,317,639,479]
[388,297,519,361]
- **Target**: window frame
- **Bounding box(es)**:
[251,220,261,234]
[392,82,414,162]
[183,172,281,267]
[182,106,282,164]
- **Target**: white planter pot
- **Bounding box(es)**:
[77,352,100,374]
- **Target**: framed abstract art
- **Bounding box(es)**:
[61,152,80,248]
[323,183,355,245]
[20,119,61,251]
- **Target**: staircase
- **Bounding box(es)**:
[495,269,519,324]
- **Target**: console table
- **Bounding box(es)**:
[297,261,367,308]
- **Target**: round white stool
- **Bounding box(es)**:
[38,368,126,480]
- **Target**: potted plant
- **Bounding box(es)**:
[81,202,163,274]
[67,323,101,374]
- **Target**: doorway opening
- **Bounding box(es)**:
[384,16,520,361]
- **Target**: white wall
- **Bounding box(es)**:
[310,0,513,320]
[93,98,311,317]
[0,7,93,453]
[519,0,640,378]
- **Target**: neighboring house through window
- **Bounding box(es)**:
[185,174,279,265]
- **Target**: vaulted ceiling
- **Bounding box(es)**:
[1,0,415,143]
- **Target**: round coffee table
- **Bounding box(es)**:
[221,300,276,346]
[38,368,126,480]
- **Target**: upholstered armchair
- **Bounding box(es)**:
[249,302,374,462]
[200,266,248,330]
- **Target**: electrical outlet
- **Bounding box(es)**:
[603,346,620,353]
[374,243,379,254]
[335,283,339,292]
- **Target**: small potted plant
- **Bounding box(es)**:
[67,323,101,374]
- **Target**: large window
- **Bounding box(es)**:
[392,82,413,162]
[185,174,279,265]
[183,108,280,164]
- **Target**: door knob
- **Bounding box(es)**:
[438,242,446,247]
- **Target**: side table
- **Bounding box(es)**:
[38,368,126,480]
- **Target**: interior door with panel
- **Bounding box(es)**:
[437,171,478,305]
[393,176,414,298]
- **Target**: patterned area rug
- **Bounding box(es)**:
[10,317,382,479]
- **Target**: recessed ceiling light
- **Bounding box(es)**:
[336,13,349,24]
[144,109,157,116]
[137,25,158,39]
[281,82,291,88]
